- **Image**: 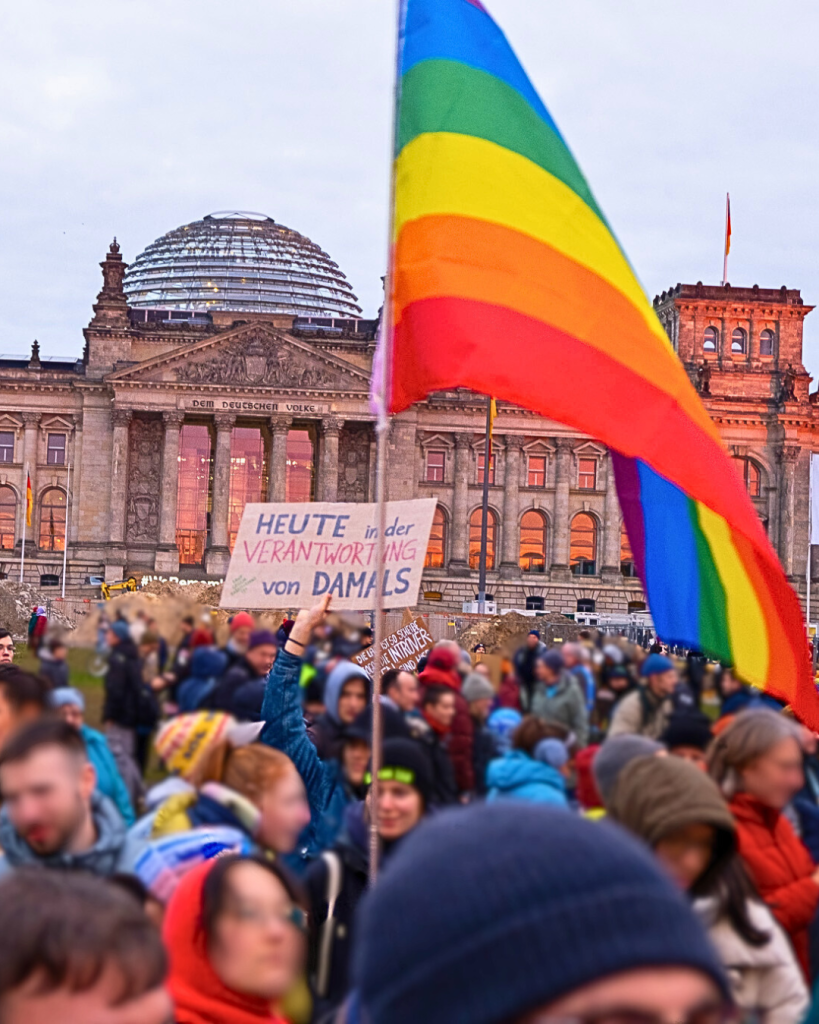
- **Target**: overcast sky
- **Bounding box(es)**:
[2,0,818,378]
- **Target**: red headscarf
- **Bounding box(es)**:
[418,647,462,691]
[163,860,287,1024]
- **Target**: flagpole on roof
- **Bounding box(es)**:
[368,0,407,885]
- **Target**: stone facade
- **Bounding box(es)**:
[0,246,817,624]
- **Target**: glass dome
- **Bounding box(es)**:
[123,211,363,318]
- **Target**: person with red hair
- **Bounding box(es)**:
[419,645,474,796]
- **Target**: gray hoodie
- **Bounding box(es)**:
[0,792,146,878]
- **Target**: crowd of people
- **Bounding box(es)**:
[2,597,819,1023]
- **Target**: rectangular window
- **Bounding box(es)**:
[47,433,66,465]
[578,457,596,490]
[528,455,546,487]
[477,451,495,485]
[425,450,445,483]
[0,432,14,464]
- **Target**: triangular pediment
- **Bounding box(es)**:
[109,322,371,393]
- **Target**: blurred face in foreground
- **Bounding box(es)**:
[0,747,95,855]
[338,679,367,724]
[1,967,172,1024]
[208,862,305,1002]
[57,702,84,731]
[740,737,804,810]
[516,967,723,1024]
[256,766,311,855]
[654,823,716,891]
[0,690,40,749]
[376,779,424,842]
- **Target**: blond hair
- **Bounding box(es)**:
[191,741,295,804]
[707,708,800,799]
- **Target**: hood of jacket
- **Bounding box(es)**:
[164,860,286,1024]
[419,648,462,691]
[609,755,735,894]
[191,646,229,680]
[486,750,566,796]
[324,661,371,724]
[0,791,129,874]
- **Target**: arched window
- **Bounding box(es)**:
[731,327,747,354]
[570,513,597,576]
[0,486,15,550]
[760,329,774,356]
[703,326,718,353]
[620,523,637,577]
[519,510,547,573]
[468,507,497,570]
[424,506,447,569]
[38,488,66,552]
[735,457,761,498]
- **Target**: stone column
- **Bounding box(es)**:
[500,435,524,575]
[205,413,235,576]
[20,412,40,553]
[778,446,800,577]
[449,432,472,573]
[155,411,184,573]
[551,438,572,576]
[601,453,622,579]
[267,414,292,502]
[319,417,342,502]
[105,409,131,581]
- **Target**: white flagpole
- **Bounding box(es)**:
[61,462,70,598]
[19,463,27,585]
[368,0,405,886]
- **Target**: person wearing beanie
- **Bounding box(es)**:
[177,646,230,713]
[463,672,496,796]
[592,734,664,808]
[486,715,569,808]
[207,630,278,722]
[353,802,731,1024]
[223,610,255,669]
[610,756,808,1024]
[609,652,693,740]
[486,707,522,755]
[531,649,589,748]
[412,685,459,806]
[304,736,434,1018]
[661,710,715,770]
[513,629,546,711]
[50,686,135,826]
[419,645,475,795]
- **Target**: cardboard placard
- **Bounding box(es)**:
[220,499,437,610]
[352,617,434,679]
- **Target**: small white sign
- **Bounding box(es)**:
[220,499,437,610]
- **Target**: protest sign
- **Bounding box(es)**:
[220,499,437,610]
[353,617,434,679]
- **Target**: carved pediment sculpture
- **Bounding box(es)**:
[173,330,359,390]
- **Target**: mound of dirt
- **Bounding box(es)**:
[0,581,75,638]
[138,579,224,605]
[456,611,583,654]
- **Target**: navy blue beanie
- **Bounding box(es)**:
[354,803,728,1024]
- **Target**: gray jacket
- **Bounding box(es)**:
[531,671,589,748]
[0,792,145,878]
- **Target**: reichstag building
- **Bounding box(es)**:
[0,210,815,621]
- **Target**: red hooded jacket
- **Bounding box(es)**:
[163,860,288,1024]
[730,791,819,979]
[419,648,474,793]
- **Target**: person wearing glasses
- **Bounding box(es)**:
[163,854,307,1024]
[352,801,733,1024]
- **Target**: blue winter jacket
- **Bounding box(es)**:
[260,650,355,869]
[81,724,136,826]
[486,750,569,807]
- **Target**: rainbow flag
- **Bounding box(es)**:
[388,0,815,720]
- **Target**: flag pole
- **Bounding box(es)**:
[722,193,730,286]
[61,462,70,599]
[19,463,27,585]
[368,0,405,886]
[477,396,492,613]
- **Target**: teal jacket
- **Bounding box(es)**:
[81,724,135,826]
[486,750,569,807]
